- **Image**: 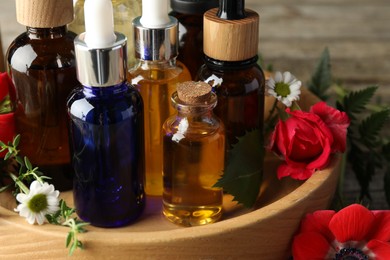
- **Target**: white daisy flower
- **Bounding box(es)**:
[267,71,302,107]
[15,181,60,225]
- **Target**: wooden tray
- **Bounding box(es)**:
[0,89,341,259]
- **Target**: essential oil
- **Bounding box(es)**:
[6,0,77,190]
[162,81,225,226]
[128,0,191,196]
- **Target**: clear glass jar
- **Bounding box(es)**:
[162,86,225,226]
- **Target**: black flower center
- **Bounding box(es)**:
[334,248,368,260]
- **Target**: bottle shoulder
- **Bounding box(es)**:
[128,60,192,82]
[7,31,76,72]
[196,64,265,95]
[67,83,143,123]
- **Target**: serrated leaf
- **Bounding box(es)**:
[342,86,378,119]
[359,109,390,148]
[349,142,372,200]
[214,130,264,208]
[308,47,332,101]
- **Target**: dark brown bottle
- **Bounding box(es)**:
[170,0,218,79]
[196,0,265,182]
[6,0,77,190]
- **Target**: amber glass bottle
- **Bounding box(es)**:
[162,81,224,226]
[170,0,218,79]
[196,0,265,178]
[128,0,191,196]
[68,0,142,68]
[6,0,77,190]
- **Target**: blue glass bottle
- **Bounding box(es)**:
[67,0,145,227]
[67,81,145,227]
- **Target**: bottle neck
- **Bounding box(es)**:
[82,82,128,98]
[172,92,217,118]
[204,55,259,71]
[136,58,178,70]
[26,25,68,39]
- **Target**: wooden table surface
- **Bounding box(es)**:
[1,0,390,209]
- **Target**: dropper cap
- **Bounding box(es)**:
[74,0,127,87]
[203,0,259,62]
[133,0,179,61]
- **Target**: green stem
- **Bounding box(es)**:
[337,152,348,205]
[268,99,278,119]
[9,173,30,194]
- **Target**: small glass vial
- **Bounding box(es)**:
[162,81,225,226]
[6,0,78,190]
[68,0,142,68]
[128,0,191,196]
[67,0,145,227]
[170,0,218,79]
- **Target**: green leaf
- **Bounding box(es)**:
[0,96,13,114]
[383,142,390,162]
[341,86,378,119]
[66,232,73,248]
[214,130,264,208]
[308,47,332,101]
[24,156,32,170]
[15,155,24,166]
[13,135,21,147]
[0,184,11,193]
[358,109,390,148]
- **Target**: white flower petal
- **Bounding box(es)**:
[35,213,45,225]
[275,71,283,83]
[16,193,28,203]
[283,71,292,83]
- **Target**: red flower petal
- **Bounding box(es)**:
[276,163,315,180]
[310,101,350,153]
[370,211,390,241]
[367,240,390,260]
[292,232,332,260]
[329,204,375,243]
[0,72,10,101]
[0,112,16,157]
[300,210,336,242]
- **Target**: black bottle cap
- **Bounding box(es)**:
[170,0,218,15]
[217,0,246,20]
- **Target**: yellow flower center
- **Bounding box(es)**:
[274,82,291,97]
[28,193,48,213]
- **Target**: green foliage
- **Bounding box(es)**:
[1,135,88,255]
[309,48,390,206]
[337,87,390,202]
[308,47,332,100]
[337,86,378,120]
[214,130,264,208]
[46,200,89,256]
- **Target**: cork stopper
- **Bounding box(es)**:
[203,1,259,61]
[16,0,73,28]
[177,81,212,104]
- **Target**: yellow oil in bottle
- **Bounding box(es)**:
[128,61,191,196]
[162,127,224,226]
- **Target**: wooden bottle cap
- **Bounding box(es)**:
[16,0,73,28]
[203,8,259,61]
[177,81,212,104]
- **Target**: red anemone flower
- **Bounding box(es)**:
[293,204,390,259]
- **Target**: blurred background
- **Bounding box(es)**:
[1,0,389,208]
